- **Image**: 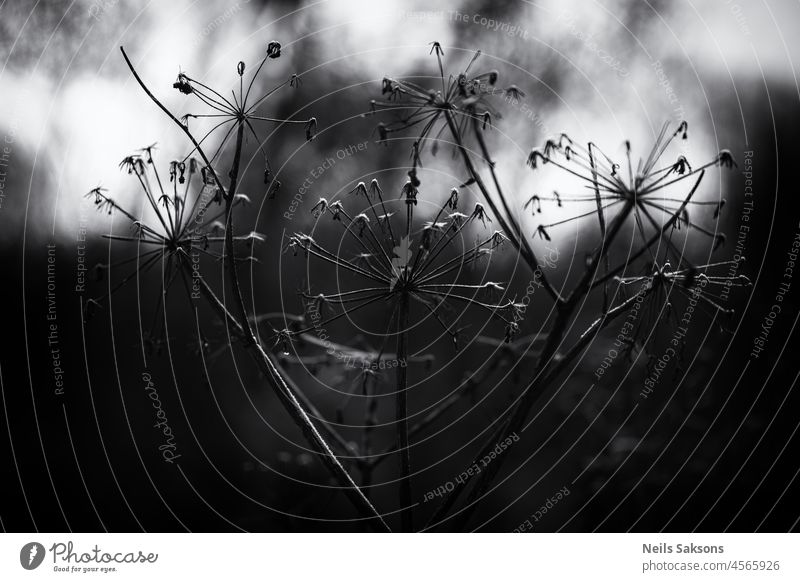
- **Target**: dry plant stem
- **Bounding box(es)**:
[468,113,558,301]
[425,285,652,531]
[369,348,516,468]
[445,286,654,531]
[589,146,609,311]
[187,262,390,531]
[396,294,413,531]
[442,110,560,304]
[121,47,388,531]
[222,119,257,342]
[360,379,378,498]
[590,172,706,289]
[120,48,227,198]
[428,174,705,528]
[370,386,465,468]
[424,178,634,526]
[424,206,629,527]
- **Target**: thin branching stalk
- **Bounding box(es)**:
[222,118,258,343]
[442,110,561,304]
[467,111,561,303]
[425,284,655,530]
[425,173,706,529]
[185,258,389,531]
[435,108,699,524]
[121,46,388,531]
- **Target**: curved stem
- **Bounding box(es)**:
[187,261,389,531]
[427,284,653,531]
[122,46,387,530]
[120,47,228,199]
[443,110,561,304]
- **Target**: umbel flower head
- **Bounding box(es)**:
[172,39,316,195]
[612,258,752,361]
[84,145,263,332]
[283,178,518,352]
[527,121,736,260]
[370,42,518,186]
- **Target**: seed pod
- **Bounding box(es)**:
[537,225,551,241]
[305,117,317,141]
[267,41,281,59]
[172,73,193,94]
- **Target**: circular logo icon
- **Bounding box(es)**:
[20,542,46,570]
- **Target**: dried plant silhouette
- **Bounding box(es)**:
[83,41,749,532]
[285,180,512,529]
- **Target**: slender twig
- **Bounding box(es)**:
[443,110,561,304]
[396,294,413,531]
[426,285,654,531]
[185,258,389,531]
[122,47,387,530]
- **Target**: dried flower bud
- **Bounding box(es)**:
[717,149,737,168]
[172,73,192,94]
[448,188,458,210]
[524,194,542,214]
[678,120,688,139]
[311,198,328,216]
[713,199,726,219]
[672,155,691,175]
[305,117,317,141]
[351,182,368,198]
[354,213,370,237]
[401,181,418,205]
[267,180,281,199]
[527,148,546,169]
[376,123,388,143]
[329,201,344,221]
[267,41,281,59]
[370,179,382,197]
[472,203,491,226]
[537,225,551,241]
[505,85,525,100]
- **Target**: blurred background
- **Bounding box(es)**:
[1,0,799,532]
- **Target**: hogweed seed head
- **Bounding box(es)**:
[529,121,736,262]
[287,178,516,354]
